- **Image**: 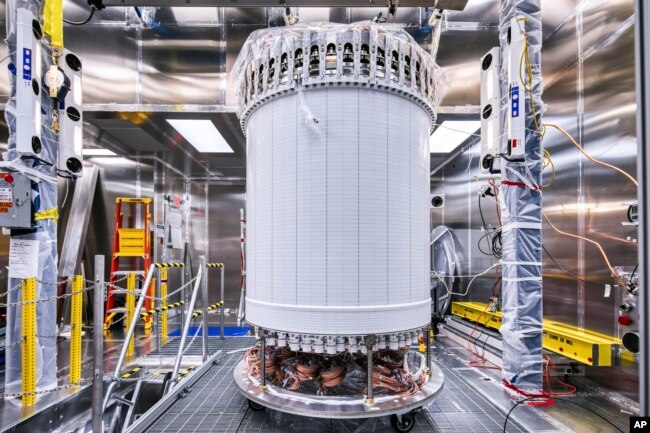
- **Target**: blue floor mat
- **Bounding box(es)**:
[168,326,251,337]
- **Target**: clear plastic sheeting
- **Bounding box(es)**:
[4,3,59,393]
[497,0,544,393]
[231,21,447,131]
[430,226,459,319]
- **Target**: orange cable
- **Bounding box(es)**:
[545,123,638,187]
[542,211,627,287]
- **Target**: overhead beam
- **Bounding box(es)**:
[83,103,477,114]
[99,0,468,9]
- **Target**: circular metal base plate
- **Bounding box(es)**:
[233,358,444,419]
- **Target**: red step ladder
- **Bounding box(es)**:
[104,197,153,330]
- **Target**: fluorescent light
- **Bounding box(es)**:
[430,120,481,153]
[84,148,116,156]
[166,119,234,153]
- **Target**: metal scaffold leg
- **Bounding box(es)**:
[126,272,136,357]
[69,275,83,385]
[21,277,37,406]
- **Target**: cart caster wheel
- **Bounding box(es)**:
[390,412,416,432]
[248,399,265,411]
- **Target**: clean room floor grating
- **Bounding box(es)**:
[143,337,538,433]
[147,336,256,357]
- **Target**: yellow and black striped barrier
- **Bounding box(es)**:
[206,263,224,268]
[191,301,224,318]
[176,365,196,381]
[153,262,185,269]
[121,366,142,379]
[139,301,185,319]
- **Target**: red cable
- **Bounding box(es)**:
[502,380,554,407]
[543,354,577,397]
[501,180,541,190]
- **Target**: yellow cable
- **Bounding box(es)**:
[541,149,555,188]
[544,123,638,187]
[542,211,627,287]
[515,16,630,289]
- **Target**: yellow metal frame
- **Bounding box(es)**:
[21,278,37,406]
[126,273,136,357]
[451,301,621,367]
[69,275,83,384]
[144,278,155,331]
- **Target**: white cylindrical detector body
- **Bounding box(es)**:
[245,87,431,335]
[233,22,445,340]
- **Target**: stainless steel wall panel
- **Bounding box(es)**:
[206,185,245,316]
[64,26,138,104]
[431,0,638,399]
[436,29,499,107]
[140,26,225,105]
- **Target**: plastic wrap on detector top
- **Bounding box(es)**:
[231,21,447,117]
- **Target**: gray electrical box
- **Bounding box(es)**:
[0,173,32,228]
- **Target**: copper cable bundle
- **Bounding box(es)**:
[295,359,320,381]
[244,343,427,397]
[319,363,346,388]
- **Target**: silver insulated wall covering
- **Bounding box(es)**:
[234,22,446,337]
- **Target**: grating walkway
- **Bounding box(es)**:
[147,336,255,357]
[142,337,625,433]
[143,337,536,433]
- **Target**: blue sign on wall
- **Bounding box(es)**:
[22,48,32,81]
[511,85,520,118]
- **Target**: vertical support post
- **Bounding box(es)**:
[92,255,105,433]
[220,266,225,340]
[365,335,375,405]
[238,208,246,326]
[200,257,209,362]
[155,269,161,356]
[259,328,266,390]
[160,267,168,346]
[180,245,189,334]
[171,268,203,383]
[125,272,135,357]
[69,275,83,384]
[425,326,431,373]
[498,0,544,393]
[21,277,37,406]
[147,276,156,335]
[635,0,650,415]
